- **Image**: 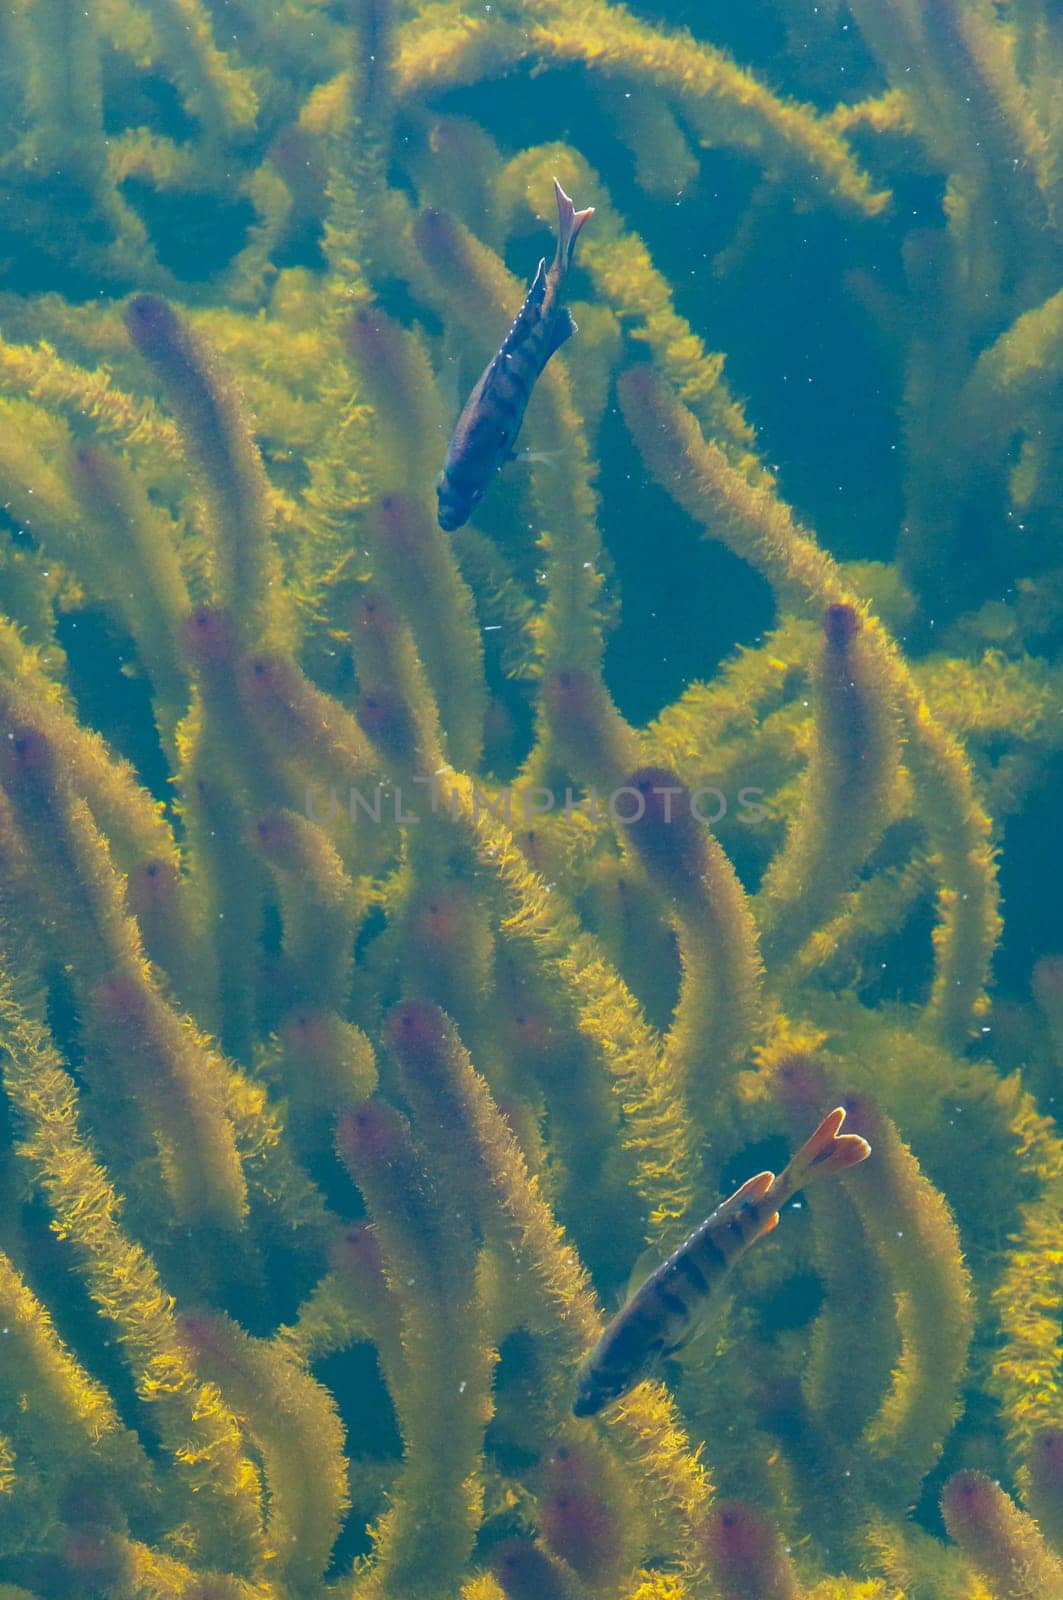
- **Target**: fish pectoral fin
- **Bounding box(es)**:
[625,1244,663,1301]
[663,1312,718,1368]
[507,447,567,466]
[436,351,464,428]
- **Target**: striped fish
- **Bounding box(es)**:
[435,178,594,532]
[573,1108,871,1418]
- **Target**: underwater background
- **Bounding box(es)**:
[1,0,1063,1595]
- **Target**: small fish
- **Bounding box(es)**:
[573,1107,871,1418]
[435,178,594,532]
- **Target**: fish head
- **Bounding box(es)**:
[572,1351,650,1418]
[572,1318,665,1417]
[435,470,480,532]
[572,1364,615,1418]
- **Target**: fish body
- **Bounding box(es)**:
[573,1108,871,1418]
[435,178,594,532]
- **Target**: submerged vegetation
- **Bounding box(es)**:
[0,0,1062,1596]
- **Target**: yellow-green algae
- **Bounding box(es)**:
[0,0,1061,1597]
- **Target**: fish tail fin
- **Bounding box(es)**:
[553,177,594,272]
[770,1107,871,1208]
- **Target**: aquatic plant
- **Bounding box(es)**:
[0,0,1061,1597]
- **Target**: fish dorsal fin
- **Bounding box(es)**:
[716,1169,775,1220]
[527,256,548,308]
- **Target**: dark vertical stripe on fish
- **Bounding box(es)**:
[435,179,594,532]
